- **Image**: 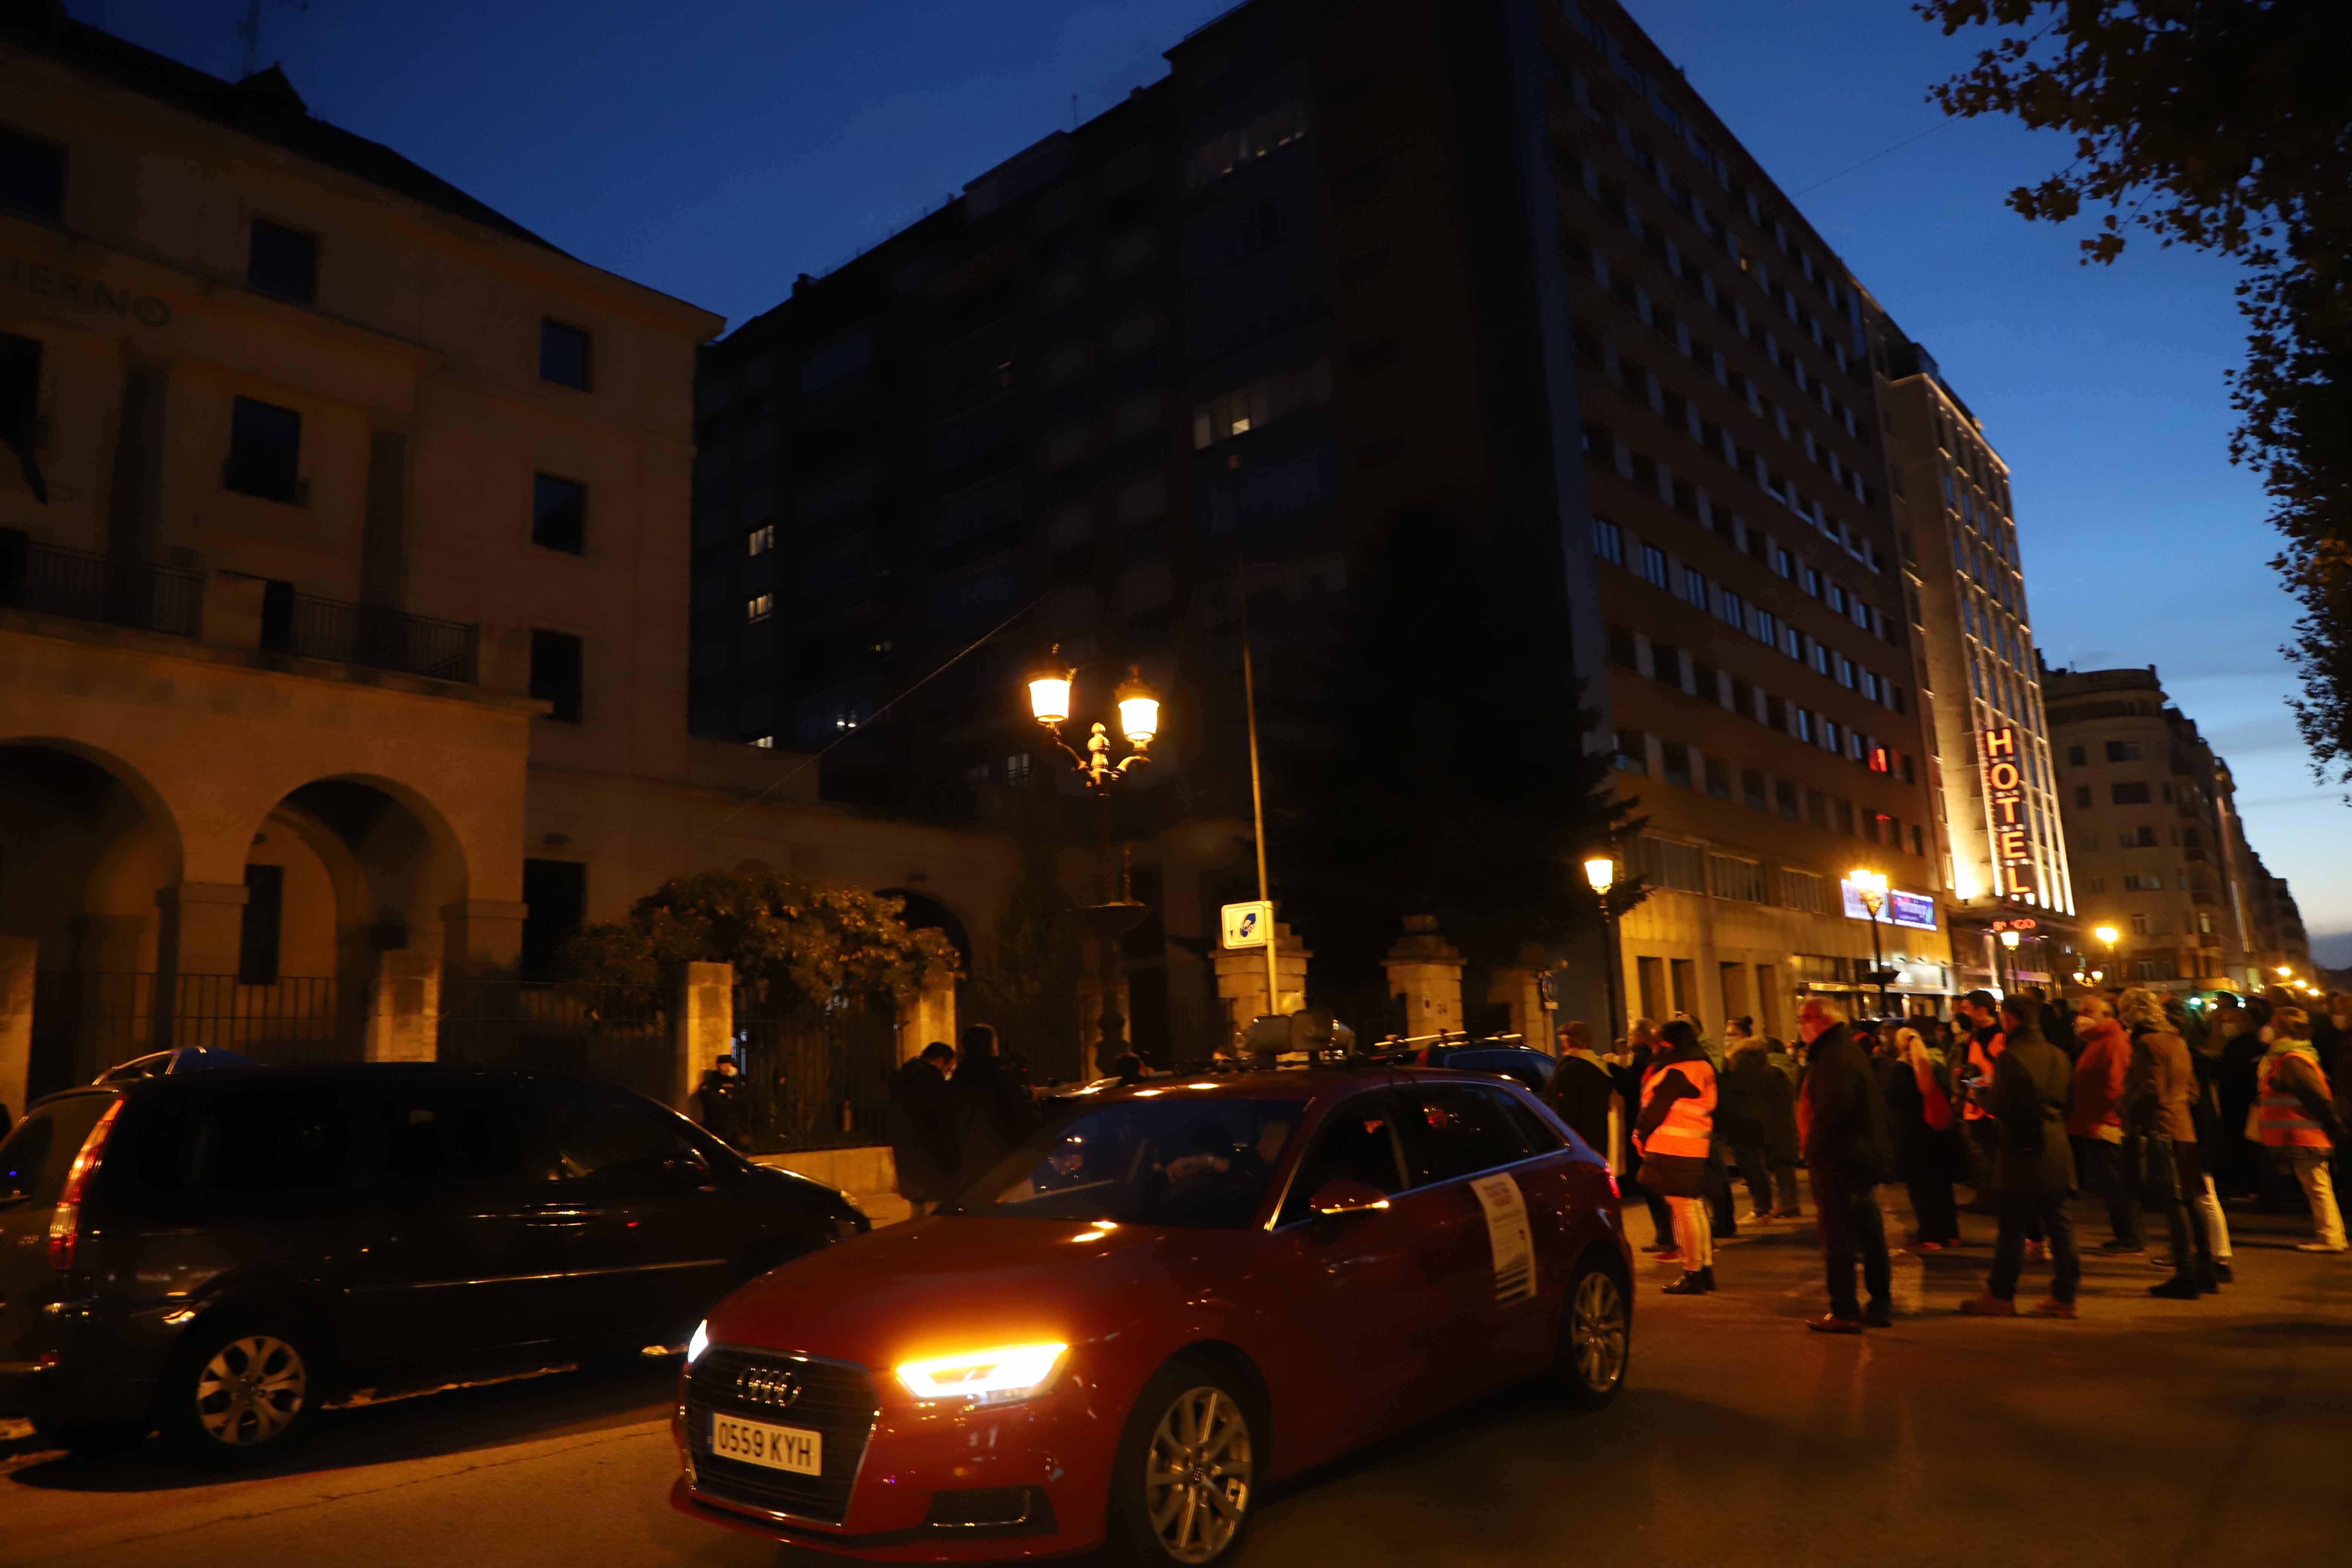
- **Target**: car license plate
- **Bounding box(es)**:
[710,1412,822,1476]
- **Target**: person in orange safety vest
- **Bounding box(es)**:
[1636,1019,1719,1295]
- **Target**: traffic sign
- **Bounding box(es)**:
[1220,900,1271,950]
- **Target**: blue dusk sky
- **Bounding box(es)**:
[70,0,2352,962]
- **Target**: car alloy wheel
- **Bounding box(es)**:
[1561,1263,1629,1407]
[193,1332,310,1449]
[1142,1384,1253,1563]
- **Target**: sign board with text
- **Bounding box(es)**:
[1840,880,1938,931]
[1220,900,1272,950]
[1978,725,2037,899]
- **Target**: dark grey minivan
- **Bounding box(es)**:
[0,1065,865,1462]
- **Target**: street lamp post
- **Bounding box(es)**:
[2094,923,2120,988]
[1584,856,1623,1045]
[1027,648,1164,1079]
[1851,868,1890,1020]
[1997,928,2021,995]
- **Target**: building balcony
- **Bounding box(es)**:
[1,527,514,693]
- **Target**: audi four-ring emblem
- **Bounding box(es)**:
[735,1367,802,1408]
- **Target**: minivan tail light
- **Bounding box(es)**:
[49,1099,123,1272]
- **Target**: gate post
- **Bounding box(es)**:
[363,951,440,1063]
[0,937,34,1121]
[673,961,734,1115]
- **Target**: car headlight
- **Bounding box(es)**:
[895,1341,1069,1406]
[686,1321,710,1365]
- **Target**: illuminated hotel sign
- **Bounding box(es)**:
[1980,725,2035,898]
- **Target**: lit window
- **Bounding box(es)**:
[748,524,776,556]
[746,593,774,623]
[1005,752,1032,787]
[747,733,774,749]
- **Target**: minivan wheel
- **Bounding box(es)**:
[1104,1357,1260,1567]
[162,1315,321,1464]
[1555,1259,1631,1409]
[30,1416,149,1461]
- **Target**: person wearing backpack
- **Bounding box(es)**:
[1878,1024,1962,1250]
[1963,994,2083,1318]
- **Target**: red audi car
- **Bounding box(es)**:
[671,1067,1631,1565]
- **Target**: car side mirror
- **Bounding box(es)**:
[1308,1178,1390,1217]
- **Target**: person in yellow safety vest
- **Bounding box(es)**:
[1636,1018,1718,1295]
[2253,1006,2348,1253]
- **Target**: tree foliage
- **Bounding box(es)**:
[1276,510,1644,988]
[964,802,1088,1078]
[1917,0,2352,784]
[557,870,959,1007]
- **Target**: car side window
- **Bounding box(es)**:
[1452,1050,1551,1092]
[533,1082,710,1185]
[364,1083,529,1188]
[115,1082,350,1217]
[1276,1091,1408,1227]
[1485,1085,1567,1154]
[1396,1084,1531,1187]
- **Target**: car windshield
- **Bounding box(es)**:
[942,1096,1308,1229]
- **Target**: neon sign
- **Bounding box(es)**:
[1980,725,2035,898]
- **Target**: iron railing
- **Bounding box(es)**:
[0,530,201,638]
[266,588,477,682]
[732,989,900,1154]
[27,971,357,1094]
[436,980,673,1104]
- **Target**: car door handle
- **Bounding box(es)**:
[516,1205,606,1227]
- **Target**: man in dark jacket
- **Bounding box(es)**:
[1964,997,2083,1317]
[695,1053,746,1147]
[890,1041,959,1216]
[1543,1020,1616,1158]
[1796,995,1895,1332]
[947,1023,1037,1188]
[1720,1031,1800,1220]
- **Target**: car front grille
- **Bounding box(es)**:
[684,1347,880,1525]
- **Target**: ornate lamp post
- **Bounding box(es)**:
[2093,923,2120,986]
[1997,927,2021,995]
[1584,856,1623,1045]
[1850,868,1890,1019]
[1027,648,1164,1078]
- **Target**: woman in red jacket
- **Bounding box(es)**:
[2068,995,2146,1254]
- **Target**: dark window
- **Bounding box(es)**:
[225,396,302,502]
[0,126,64,220]
[1396,1085,1528,1185]
[2105,740,2141,762]
[539,318,592,389]
[2112,781,2151,805]
[1705,757,1732,799]
[520,858,587,977]
[0,1095,112,1205]
[1278,1090,1407,1225]
[531,473,586,553]
[1487,1086,1566,1153]
[533,1080,707,1184]
[363,1081,528,1187]
[2075,784,2093,808]
[1775,778,1800,819]
[2066,744,2086,767]
[238,864,283,986]
[1,332,39,446]
[1661,740,1692,789]
[118,1082,351,1217]
[1741,767,1768,811]
[529,629,584,722]
[247,219,318,303]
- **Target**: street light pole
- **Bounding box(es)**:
[1997,927,2021,997]
[1240,605,1281,1021]
[1028,649,1163,1079]
[1851,868,1889,1020]
[1584,857,1622,1044]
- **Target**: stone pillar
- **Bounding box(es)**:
[441,899,528,981]
[1487,965,1553,1050]
[0,937,34,1122]
[363,950,439,1063]
[1384,916,1465,1040]
[1213,922,1309,1033]
[673,961,734,1114]
[899,975,956,1064]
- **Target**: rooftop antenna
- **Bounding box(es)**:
[237,0,310,80]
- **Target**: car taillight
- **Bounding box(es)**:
[48,1099,122,1272]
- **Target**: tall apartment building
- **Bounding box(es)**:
[1873,335,2072,991]
[2044,665,2264,992]
[0,7,1003,1103]
[691,0,1953,1048]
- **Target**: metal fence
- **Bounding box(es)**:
[27,972,358,1095]
[436,980,674,1104]
[732,990,899,1155]
[268,590,477,682]
[0,531,201,638]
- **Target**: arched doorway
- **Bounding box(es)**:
[0,741,182,1094]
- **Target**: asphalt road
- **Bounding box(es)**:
[6,1199,2349,1568]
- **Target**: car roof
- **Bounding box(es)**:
[1057,1062,1547,1107]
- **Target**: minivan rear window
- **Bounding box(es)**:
[112,1081,350,1215]
[0,1095,114,1207]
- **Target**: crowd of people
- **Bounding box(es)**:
[1544,984,2350,1332]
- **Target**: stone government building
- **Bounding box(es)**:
[0,6,1004,1112]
